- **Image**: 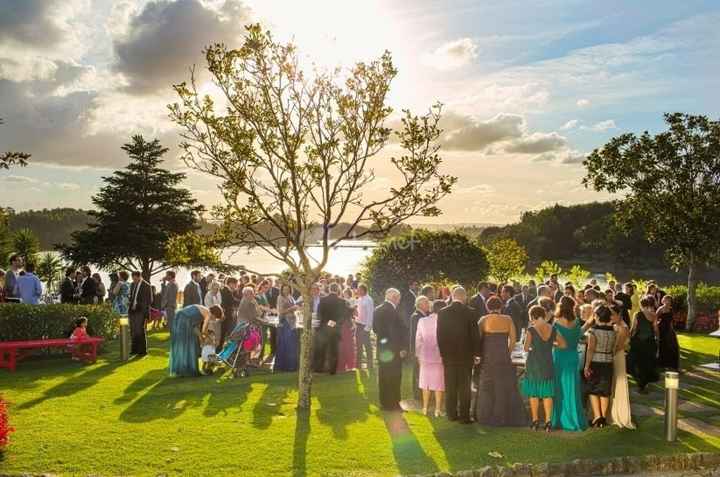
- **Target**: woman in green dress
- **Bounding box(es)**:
[628,295,659,393]
[169,304,223,377]
[522,305,566,432]
[552,295,588,431]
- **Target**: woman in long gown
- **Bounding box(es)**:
[169,304,219,377]
[552,295,588,431]
[474,296,526,427]
[335,288,357,373]
[274,284,299,372]
[608,303,635,429]
[657,295,680,371]
[628,296,659,393]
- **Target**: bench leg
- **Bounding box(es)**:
[0,349,18,372]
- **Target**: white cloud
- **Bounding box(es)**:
[576,98,591,108]
[560,119,579,130]
[581,119,617,132]
[422,37,479,71]
[439,112,525,151]
[504,131,567,154]
[532,149,586,164]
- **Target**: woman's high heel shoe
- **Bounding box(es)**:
[531,420,540,431]
[591,417,603,428]
[544,421,552,433]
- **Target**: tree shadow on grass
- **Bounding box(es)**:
[314,370,372,440]
[113,368,167,405]
[251,376,292,430]
[292,409,311,477]
[382,411,439,476]
[118,374,251,423]
[16,361,119,410]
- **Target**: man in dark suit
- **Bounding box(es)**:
[469,282,491,318]
[614,282,634,327]
[128,271,152,356]
[183,270,203,307]
[527,284,553,310]
[501,285,526,334]
[267,278,281,309]
[315,283,351,374]
[78,266,97,304]
[219,277,241,349]
[160,270,179,332]
[60,267,77,304]
[373,288,408,411]
[437,286,480,423]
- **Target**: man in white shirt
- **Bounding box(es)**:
[354,284,375,369]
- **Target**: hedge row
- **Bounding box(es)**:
[664,284,720,315]
[0,304,119,342]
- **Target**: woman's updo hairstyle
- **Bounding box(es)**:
[209,305,224,321]
[594,304,612,323]
[486,295,503,312]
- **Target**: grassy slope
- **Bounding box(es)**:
[1,333,719,477]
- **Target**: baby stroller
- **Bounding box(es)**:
[218,321,262,378]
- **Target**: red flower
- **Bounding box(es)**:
[0,396,14,449]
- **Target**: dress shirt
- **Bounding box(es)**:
[355,294,375,330]
[15,272,43,304]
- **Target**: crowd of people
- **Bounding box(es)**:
[1,255,683,431]
[153,269,680,432]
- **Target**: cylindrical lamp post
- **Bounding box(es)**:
[119,316,130,362]
[664,371,679,442]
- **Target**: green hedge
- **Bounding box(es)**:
[664,284,720,315]
[0,304,119,342]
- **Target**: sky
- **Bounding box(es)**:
[0,0,718,224]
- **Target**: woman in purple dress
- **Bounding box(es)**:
[415,300,446,416]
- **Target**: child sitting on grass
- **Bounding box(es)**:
[201,330,218,374]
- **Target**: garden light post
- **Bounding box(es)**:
[664,371,679,442]
[119,316,130,362]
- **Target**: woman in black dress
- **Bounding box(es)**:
[627,296,659,393]
[584,304,616,428]
[474,296,526,427]
[656,295,680,371]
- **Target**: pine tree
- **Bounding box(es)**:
[59,135,204,280]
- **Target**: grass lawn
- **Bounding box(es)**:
[1,332,720,477]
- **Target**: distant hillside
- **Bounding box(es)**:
[8,208,93,250]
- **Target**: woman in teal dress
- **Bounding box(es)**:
[521,305,566,432]
[169,304,222,377]
[552,296,587,431]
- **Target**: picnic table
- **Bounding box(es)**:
[0,337,104,372]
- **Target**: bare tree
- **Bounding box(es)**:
[169,24,456,409]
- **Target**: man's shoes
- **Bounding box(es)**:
[447,415,458,421]
[460,419,473,424]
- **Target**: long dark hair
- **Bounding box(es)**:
[555,295,576,322]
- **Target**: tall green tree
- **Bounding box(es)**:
[36,252,63,292]
[59,135,205,280]
[583,113,720,328]
[483,237,527,283]
[170,25,455,409]
[12,228,40,264]
[362,230,488,298]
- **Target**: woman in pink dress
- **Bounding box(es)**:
[336,288,358,373]
[415,300,446,416]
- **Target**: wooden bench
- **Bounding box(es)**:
[0,337,104,372]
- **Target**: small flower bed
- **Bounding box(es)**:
[0,396,13,449]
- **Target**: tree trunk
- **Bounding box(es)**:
[297,287,315,410]
[686,257,698,331]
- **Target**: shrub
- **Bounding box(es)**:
[0,303,118,342]
[362,230,489,299]
[0,396,13,449]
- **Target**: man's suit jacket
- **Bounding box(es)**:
[129,280,152,317]
[267,286,280,309]
[505,296,527,333]
[469,293,488,317]
[79,277,97,304]
[373,301,408,359]
[183,281,201,307]
[436,301,480,366]
[161,281,179,311]
[317,293,352,327]
[221,286,240,317]
[60,277,76,304]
